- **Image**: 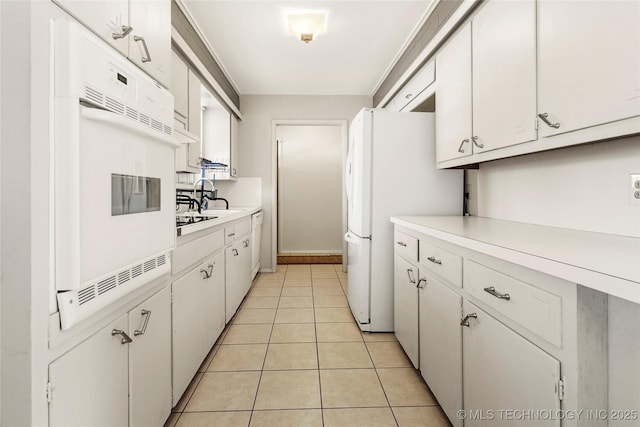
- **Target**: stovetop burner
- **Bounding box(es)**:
[176,215,216,228]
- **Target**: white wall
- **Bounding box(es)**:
[477,135,640,238]
[476,134,640,420]
[238,95,372,270]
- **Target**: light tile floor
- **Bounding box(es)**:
[165,264,451,427]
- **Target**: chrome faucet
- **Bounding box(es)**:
[193,178,215,210]
[192,178,215,199]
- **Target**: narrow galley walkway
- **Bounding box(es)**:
[165,264,451,427]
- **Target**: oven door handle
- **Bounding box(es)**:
[81,106,180,148]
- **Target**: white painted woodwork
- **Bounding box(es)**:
[391,216,640,304]
[187,69,202,168]
[230,115,239,177]
[419,275,463,427]
[418,239,462,288]
[393,59,435,112]
[48,316,129,427]
[394,230,418,262]
[52,0,129,57]
[172,263,207,405]
[393,254,420,368]
[172,229,224,274]
[435,22,472,162]
[128,0,171,87]
[225,241,244,322]
[538,0,640,137]
[465,259,562,347]
[203,251,226,347]
[471,0,537,152]
[128,286,171,427]
[171,50,189,120]
[462,301,561,427]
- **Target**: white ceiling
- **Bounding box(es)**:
[179,1,434,96]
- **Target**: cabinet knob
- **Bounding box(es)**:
[538,113,560,129]
[405,93,413,99]
[471,136,484,149]
[111,329,133,344]
[417,278,427,289]
[483,286,511,301]
[458,139,469,153]
[427,256,442,265]
[232,249,239,256]
[133,35,152,63]
[396,241,407,247]
[112,25,133,40]
[460,313,478,327]
[134,309,152,336]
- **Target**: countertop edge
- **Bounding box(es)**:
[391,216,640,305]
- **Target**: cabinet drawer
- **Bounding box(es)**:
[465,260,562,347]
[419,240,462,287]
[395,60,436,111]
[235,218,251,236]
[394,230,418,262]
[173,230,224,274]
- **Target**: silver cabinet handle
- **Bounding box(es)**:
[405,93,413,99]
[111,329,133,344]
[232,249,239,256]
[427,256,442,265]
[406,268,416,284]
[417,278,427,289]
[134,309,152,336]
[458,139,469,153]
[228,232,236,237]
[460,313,478,327]
[112,25,133,39]
[472,136,484,149]
[200,263,214,279]
[538,113,560,129]
[243,239,249,248]
[133,35,152,63]
[396,241,407,247]
[483,286,511,301]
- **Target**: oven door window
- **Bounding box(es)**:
[111,173,161,216]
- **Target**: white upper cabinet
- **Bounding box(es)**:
[53,0,171,88]
[171,50,189,122]
[435,22,473,162]
[537,0,640,136]
[472,0,537,152]
[128,0,171,88]
[53,0,129,56]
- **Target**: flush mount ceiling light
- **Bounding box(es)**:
[287,13,327,44]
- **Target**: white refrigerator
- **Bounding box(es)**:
[344,108,462,332]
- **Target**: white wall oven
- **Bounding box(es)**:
[54,19,177,330]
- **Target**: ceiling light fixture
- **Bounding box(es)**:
[287,13,327,44]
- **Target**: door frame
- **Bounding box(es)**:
[271,120,348,270]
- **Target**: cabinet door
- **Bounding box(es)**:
[435,22,473,162]
[171,50,189,120]
[49,316,129,427]
[203,251,226,346]
[53,0,129,57]
[187,70,203,169]
[230,115,239,177]
[239,236,252,295]
[538,1,640,136]
[129,0,171,88]
[225,242,243,322]
[393,255,419,368]
[419,276,462,427]
[172,264,207,405]
[472,0,536,152]
[462,301,561,427]
[129,286,172,427]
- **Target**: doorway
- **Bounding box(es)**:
[272,121,347,266]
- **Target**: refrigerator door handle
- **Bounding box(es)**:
[344,232,361,245]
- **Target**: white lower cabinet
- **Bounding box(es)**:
[419,275,463,427]
[172,252,225,405]
[225,234,251,322]
[49,285,171,427]
[129,286,172,427]
[462,301,561,427]
[49,316,129,427]
[393,254,420,368]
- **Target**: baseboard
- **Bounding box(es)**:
[277,254,342,265]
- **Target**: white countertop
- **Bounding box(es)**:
[177,206,261,237]
[391,216,640,304]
